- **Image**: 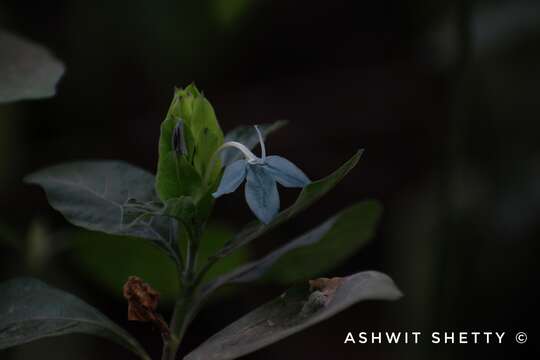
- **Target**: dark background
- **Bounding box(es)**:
[1,0,539,359]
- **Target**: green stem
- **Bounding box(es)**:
[161,224,201,360]
[161,288,195,360]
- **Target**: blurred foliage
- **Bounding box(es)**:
[212,0,253,27]
[0,218,62,275]
[0,30,64,103]
[71,223,249,303]
[0,107,17,182]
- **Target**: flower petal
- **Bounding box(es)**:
[264,155,310,188]
[245,165,280,224]
[212,160,248,198]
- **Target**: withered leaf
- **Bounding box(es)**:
[308,277,344,304]
[123,276,169,338]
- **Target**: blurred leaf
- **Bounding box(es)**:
[25,161,180,264]
[24,220,54,272]
[0,278,150,360]
[211,150,364,260]
[185,271,402,360]
[0,30,64,103]
[202,201,382,299]
[71,231,179,302]
[220,121,287,167]
[72,224,248,303]
[432,1,540,67]
[213,0,254,27]
[0,221,19,251]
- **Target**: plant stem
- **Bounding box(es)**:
[161,224,200,360]
[161,288,195,360]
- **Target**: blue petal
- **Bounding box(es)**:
[212,160,247,198]
[245,164,280,224]
[263,155,311,188]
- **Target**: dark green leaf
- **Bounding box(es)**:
[24,161,180,264]
[202,201,381,298]
[71,231,180,302]
[220,121,287,167]
[71,224,248,303]
[185,271,401,360]
[266,200,382,283]
[0,278,150,360]
[211,150,363,260]
[0,30,64,103]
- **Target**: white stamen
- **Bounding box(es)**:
[254,125,266,160]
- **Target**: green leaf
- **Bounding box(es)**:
[211,150,363,260]
[185,271,402,360]
[0,30,64,103]
[24,161,180,264]
[201,201,381,298]
[266,201,382,283]
[71,224,248,303]
[0,278,150,360]
[71,231,180,302]
[220,121,287,167]
[195,224,251,284]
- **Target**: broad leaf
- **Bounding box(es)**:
[24,161,180,263]
[0,30,64,103]
[185,271,402,360]
[0,278,150,360]
[70,224,249,303]
[266,200,382,283]
[202,201,381,298]
[211,150,363,260]
[220,121,287,167]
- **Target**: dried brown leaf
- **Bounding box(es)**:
[123,276,170,338]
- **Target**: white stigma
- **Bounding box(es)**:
[218,141,259,163]
[217,125,267,164]
[254,125,266,160]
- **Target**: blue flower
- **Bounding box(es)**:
[212,126,310,224]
